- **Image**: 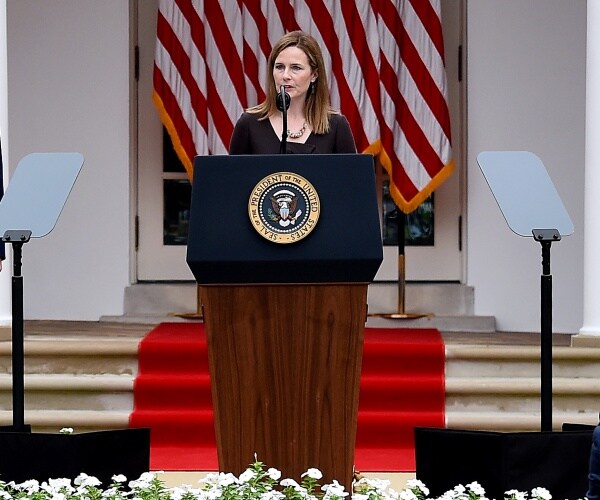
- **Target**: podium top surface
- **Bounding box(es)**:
[477,151,574,237]
[186,153,383,284]
[0,152,84,238]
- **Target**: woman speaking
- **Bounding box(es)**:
[229,31,356,155]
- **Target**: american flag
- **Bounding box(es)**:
[153,0,453,213]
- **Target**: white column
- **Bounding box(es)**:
[0,0,12,338]
[580,1,600,336]
[0,0,11,332]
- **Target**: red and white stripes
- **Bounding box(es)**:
[153,0,453,213]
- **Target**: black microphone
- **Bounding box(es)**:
[276,86,290,154]
[276,85,290,112]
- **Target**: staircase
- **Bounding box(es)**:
[0,322,599,434]
[445,343,600,429]
[0,328,139,432]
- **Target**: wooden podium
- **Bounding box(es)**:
[187,154,382,489]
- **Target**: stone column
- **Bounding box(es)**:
[0,1,12,340]
[579,0,600,339]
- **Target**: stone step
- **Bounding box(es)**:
[1,324,598,436]
[0,374,133,411]
[445,345,600,377]
[0,409,130,432]
[114,282,498,333]
[446,377,600,415]
[0,338,140,375]
[447,377,600,394]
[1,409,596,435]
[446,411,599,431]
[2,373,597,415]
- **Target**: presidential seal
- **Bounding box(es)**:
[248,172,320,244]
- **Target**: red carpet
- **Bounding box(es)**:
[129,323,445,472]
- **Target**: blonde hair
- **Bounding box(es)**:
[247,31,337,134]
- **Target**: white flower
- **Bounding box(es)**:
[438,491,457,500]
[239,469,257,483]
[505,489,528,500]
[128,471,156,489]
[217,472,237,487]
[111,474,127,483]
[281,478,300,488]
[199,472,221,485]
[75,473,101,487]
[407,479,430,496]
[171,485,202,500]
[400,489,419,500]
[363,477,391,492]
[454,484,467,495]
[101,486,121,498]
[45,478,74,493]
[466,482,486,497]
[267,468,282,481]
[0,492,11,500]
[261,490,286,500]
[321,479,349,498]
[301,468,323,480]
[138,472,156,482]
[16,479,40,493]
[531,487,552,500]
[388,487,401,500]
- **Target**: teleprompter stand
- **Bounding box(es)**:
[0,153,150,485]
[0,152,84,432]
[3,229,32,432]
[477,151,574,431]
[415,153,582,500]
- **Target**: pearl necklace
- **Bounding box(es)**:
[287,122,307,139]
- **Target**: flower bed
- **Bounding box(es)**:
[0,459,561,500]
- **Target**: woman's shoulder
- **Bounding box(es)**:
[325,111,356,153]
[238,111,258,123]
[237,111,269,128]
[328,112,350,127]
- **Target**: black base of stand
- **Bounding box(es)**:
[0,428,150,484]
[416,426,593,500]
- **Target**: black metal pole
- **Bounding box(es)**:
[11,241,26,431]
[397,211,406,314]
[540,240,552,432]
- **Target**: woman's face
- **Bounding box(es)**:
[273,46,316,103]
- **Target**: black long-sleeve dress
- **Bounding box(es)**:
[229,112,357,155]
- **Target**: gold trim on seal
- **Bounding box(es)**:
[248,171,320,244]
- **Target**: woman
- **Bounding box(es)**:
[229,30,356,155]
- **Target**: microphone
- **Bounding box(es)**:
[276,85,290,112]
[276,86,290,154]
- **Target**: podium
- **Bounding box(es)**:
[187,154,382,489]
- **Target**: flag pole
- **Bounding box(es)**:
[372,209,431,319]
[390,211,431,319]
[171,284,204,320]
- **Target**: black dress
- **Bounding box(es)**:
[228,112,357,155]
